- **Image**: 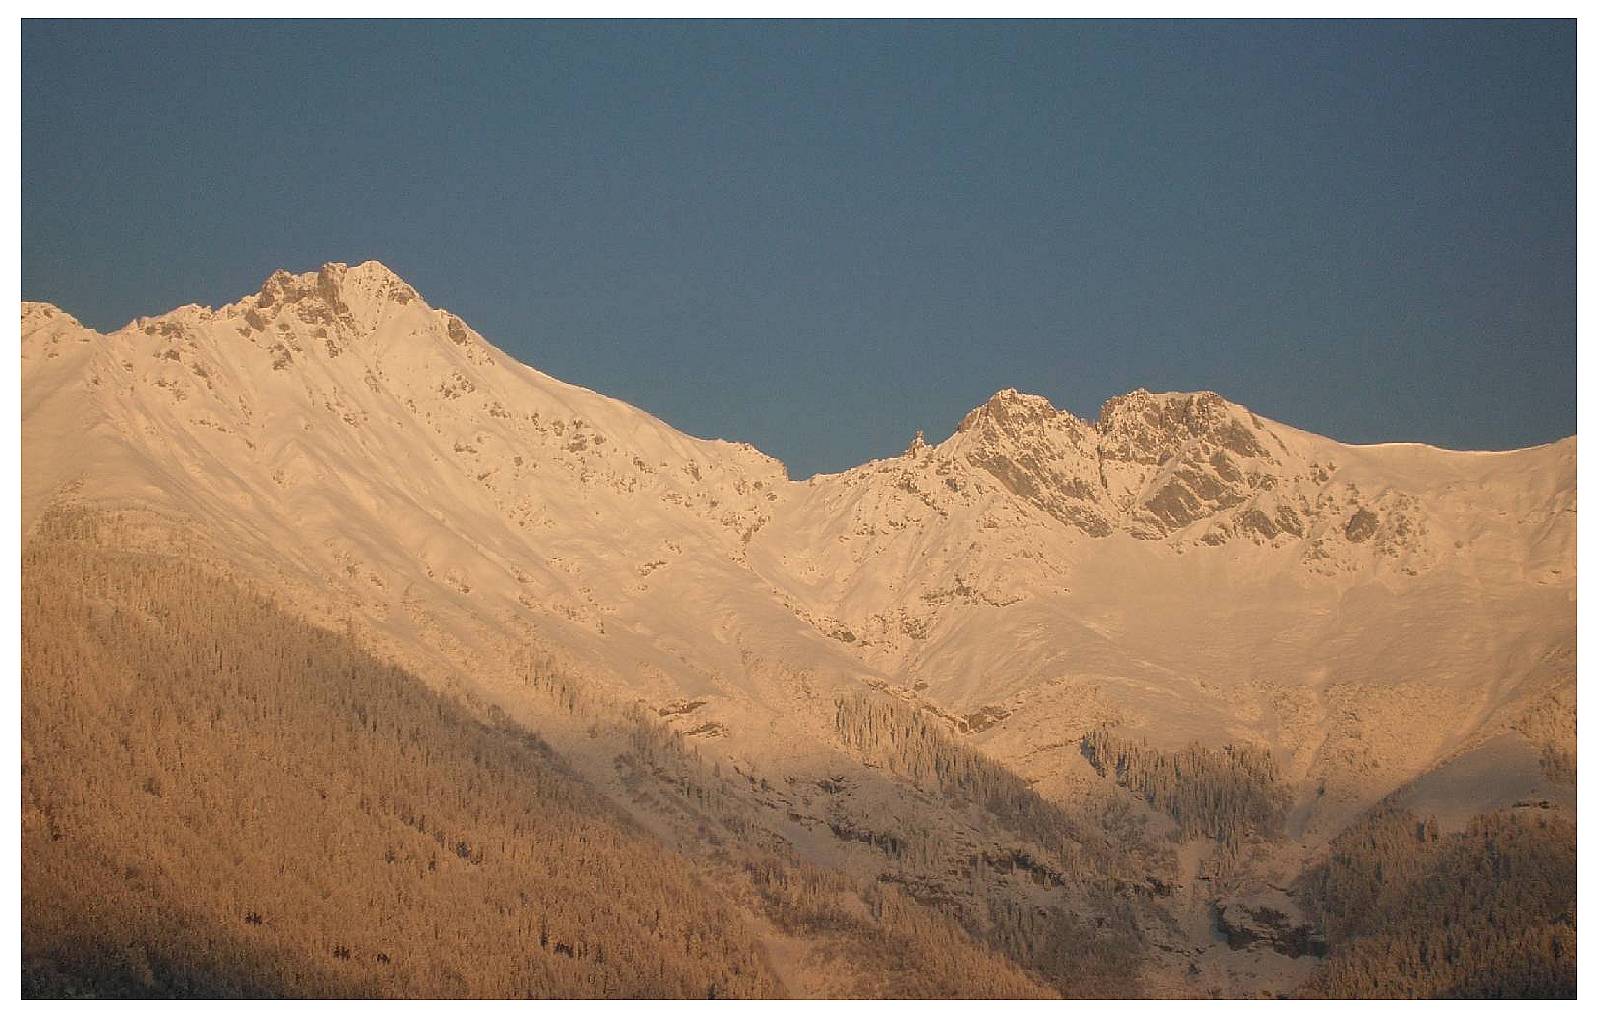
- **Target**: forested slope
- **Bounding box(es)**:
[1296,805,1576,997]
[21,512,1059,998]
[21,521,783,998]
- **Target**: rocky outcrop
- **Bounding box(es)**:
[236,261,432,356]
[925,387,1381,549]
[1344,508,1379,542]
[1094,390,1285,538]
[949,389,1112,536]
[1212,901,1327,959]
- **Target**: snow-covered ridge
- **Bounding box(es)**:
[23,260,1573,573]
[30,259,1569,489]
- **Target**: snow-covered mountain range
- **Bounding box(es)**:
[21,261,1576,992]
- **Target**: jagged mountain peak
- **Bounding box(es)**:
[876,385,1322,543]
[21,301,84,333]
[231,259,428,341]
[1096,386,1231,421]
[18,264,792,577]
[93,260,439,352]
[956,387,1085,438]
[254,259,420,307]
[950,386,1270,459]
[20,302,99,362]
[1096,388,1270,462]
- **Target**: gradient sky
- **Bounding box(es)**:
[22,21,1575,478]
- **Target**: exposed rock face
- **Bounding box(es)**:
[1099,389,1268,462]
[1344,508,1380,543]
[949,385,1286,541]
[1212,902,1328,959]
[239,262,474,362]
[901,386,1395,550]
[952,389,1111,536]
[1093,390,1287,539]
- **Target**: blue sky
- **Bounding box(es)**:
[22,21,1575,478]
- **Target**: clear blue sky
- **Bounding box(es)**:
[22,21,1575,478]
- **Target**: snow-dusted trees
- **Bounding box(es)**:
[1296,805,1575,997]
[833,693,1102,878]
[1079,728,1287,848]
[739,851,1052,998]
[21,529,779,998]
